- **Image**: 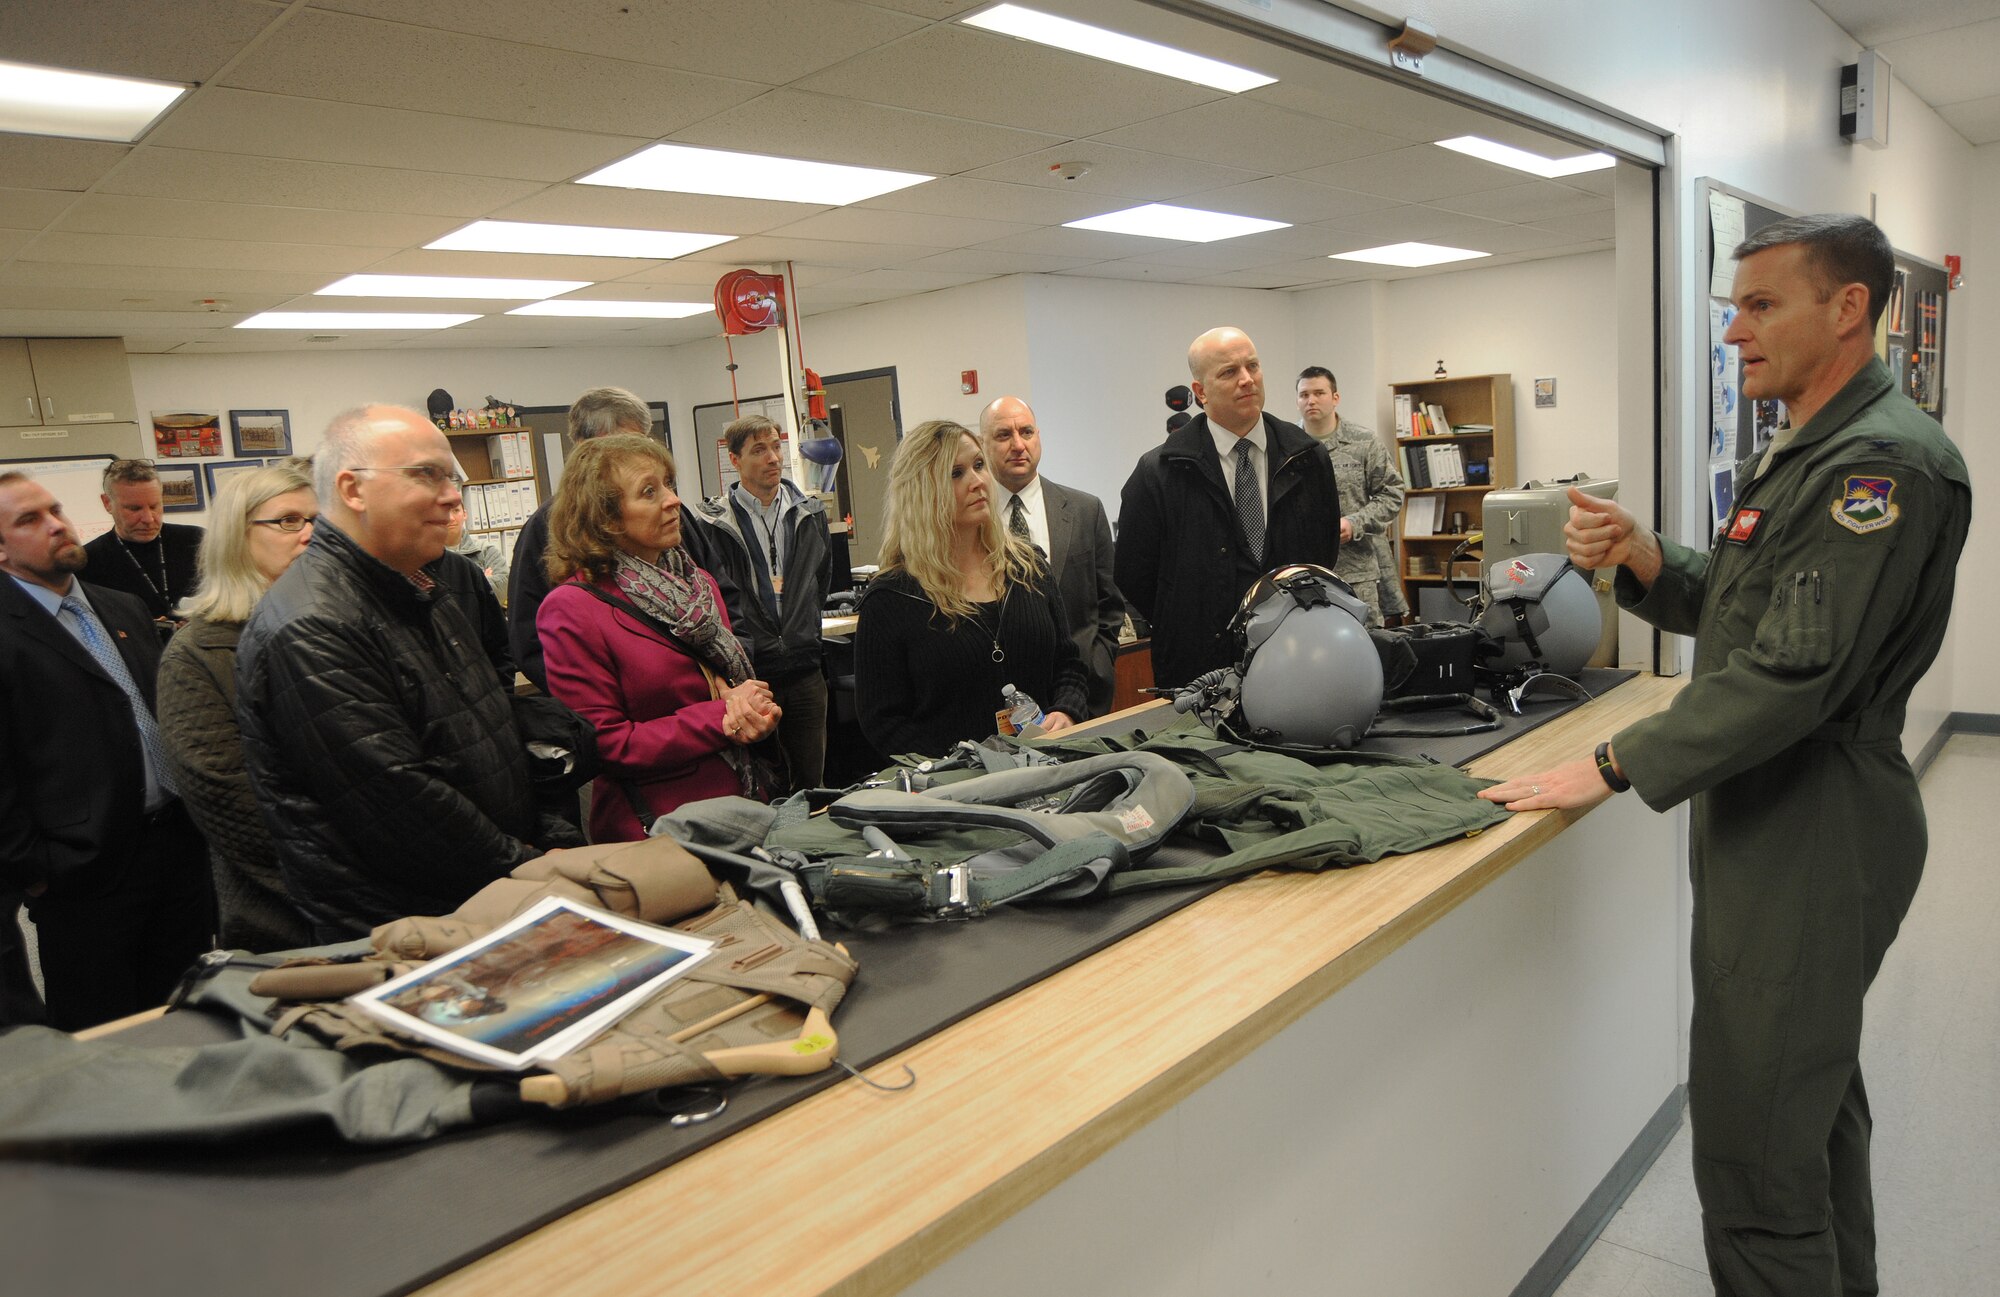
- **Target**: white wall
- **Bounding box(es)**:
[1946,145,2000,718]
[1292,278,1389,426]
[1381,252,1619,485]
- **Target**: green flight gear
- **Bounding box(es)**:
[1607,357,1971,1295]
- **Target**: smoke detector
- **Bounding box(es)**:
[1048,161,1092,182]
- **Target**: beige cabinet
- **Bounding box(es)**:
[0,337,138,428]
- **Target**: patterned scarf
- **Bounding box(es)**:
[610,547,755,684]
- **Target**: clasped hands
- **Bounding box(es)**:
[720,678,781,745]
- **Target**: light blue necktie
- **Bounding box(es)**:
[59,592,177,802]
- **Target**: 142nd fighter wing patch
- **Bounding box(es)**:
[1833,475,1900,534]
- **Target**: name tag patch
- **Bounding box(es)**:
[1724,508,1764,544]
[1833,475,1899,535]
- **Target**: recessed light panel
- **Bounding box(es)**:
[236,312,479,330]
[507,300,711,319]
[577,143,932,206]
[0,59,188,143]
[1435,135,1614,178]
[962,4,1275,94]
[316,274,592,299]
[426,220,735,260]
[1064,203,1289,243]
[1330,242,1490,268]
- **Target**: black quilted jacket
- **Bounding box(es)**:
[236,520,581,940]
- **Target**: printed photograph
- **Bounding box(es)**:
[230,409,293,456]
[152,410,223,459]
[154,464,204,512]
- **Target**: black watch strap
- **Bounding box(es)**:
[1595,741,1632,793]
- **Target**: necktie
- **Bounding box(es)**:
[1008,494,1031,541]
[1232,440,1264,560]
[59,593,177,800]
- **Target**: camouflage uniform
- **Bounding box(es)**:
[1314,418,1405,626]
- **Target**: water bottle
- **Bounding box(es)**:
[1001,683,1044,736]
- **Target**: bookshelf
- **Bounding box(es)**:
[1389,373,1515,613]
[444,413,545,559]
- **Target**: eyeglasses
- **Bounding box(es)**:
[351,463,467,490]
[249,513,318,533]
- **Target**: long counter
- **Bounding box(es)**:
[419,673,1689,1297]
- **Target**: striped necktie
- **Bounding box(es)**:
[59,592,177,801]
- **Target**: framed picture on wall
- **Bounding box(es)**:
[152,410,223,458]
[204,459,265,500]
[155,464,204,512]
[230,409,292,457]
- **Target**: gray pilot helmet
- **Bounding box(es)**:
[1476,554,1601,678]
[1228,564,1384,750]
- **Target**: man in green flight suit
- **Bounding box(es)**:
[1482,213,1971,1296]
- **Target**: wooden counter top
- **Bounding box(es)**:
[420,674,1685,1297]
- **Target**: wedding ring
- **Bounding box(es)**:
[1531,784,1543,796]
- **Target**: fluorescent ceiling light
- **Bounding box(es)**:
[507,300,711,319]
[316,274,592,299]
[577,143,931,206]
[1435,135,1614,178]
[963,5,1274,94]
[1064,203,1289,243]
[1330,242,1490,268]
[0,58,188,143]
[426,220,735,260]
[236,312,479,330]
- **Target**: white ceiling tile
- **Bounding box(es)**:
[797,25,1220,138]
[972,225,1197,259]
[863,0,976,16]
[1429,180,1610,224]
[532,284,713,306]
[0,137,130,191]
[760,208,1037,249]
[1049,261,1216,285]
[1091,98,1406,174]
[0,189,77,231]
[53,194,458,248]
[1529,210,1618,241]
[1167,176,1399,224]
[1878,17,2000,108]
[671,90,1063,175]
[1559,167,1617,197]
[806,268,994,300]
[673,237,949,270]
[1203,258,1368,290]
[611,262,748,288]
[143,88,649,182]
[0,308,263,334]
[1319,205,1517,246]
[0,0,281,83]
[1293,144,1525,201]
[963,142,1262,199]
[313,0,931,83]
[902,248,1100,275]
[1450,224,1591,254]
[1248,72,1494,144]
[486,188,827,236]
[0,286,294,314]
[24,231,394,273]
[0,263,329,295]
[0,230,36,260]
[220,9,767,138]
[97,149,546,217]
[352,249,668,279]
[1119,222,1373,269]
[1812,0,2000,46]
[1939,93,2000,144]
[120,336,197,354]
[856,177,1112,226]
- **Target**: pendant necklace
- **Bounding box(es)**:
[984,585,1012,663]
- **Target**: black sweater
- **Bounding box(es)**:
[854,566,1090,760]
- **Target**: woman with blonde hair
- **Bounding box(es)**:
[537,434,779,842]
[854,420,1086,758]
[156,461,318,950]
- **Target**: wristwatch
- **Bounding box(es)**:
[1594,742,1631,793]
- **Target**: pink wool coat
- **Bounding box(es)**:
[537,574,741,843]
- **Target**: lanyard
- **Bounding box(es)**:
[117,535,171,608]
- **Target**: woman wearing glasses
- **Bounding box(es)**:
[156,461,318,951]
[538,434,780,842]
[854,420,1087,760]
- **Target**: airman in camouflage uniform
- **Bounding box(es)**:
[1297,368,1406,625]
[1483,214,1971,1297]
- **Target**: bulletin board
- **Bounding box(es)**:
[1700,178,1948,536]
[1,455,116,543]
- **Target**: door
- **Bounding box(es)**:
[821,369,899,566]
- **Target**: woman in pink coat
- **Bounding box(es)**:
[537,434,780,842]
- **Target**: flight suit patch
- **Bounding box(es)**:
[1832,475,1899,534]
[1724,508,1764,544]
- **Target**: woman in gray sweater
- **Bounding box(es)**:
[155,461,317,951]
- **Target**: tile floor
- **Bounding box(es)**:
[1552,733,2000,1296]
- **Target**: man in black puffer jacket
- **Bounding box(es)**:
[238,406,582,940]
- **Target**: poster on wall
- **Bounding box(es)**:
[1708,300,1739,460]
[152,410,223,458]
[230,409,293,457]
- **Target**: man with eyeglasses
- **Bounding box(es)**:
[237,406,583,940]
